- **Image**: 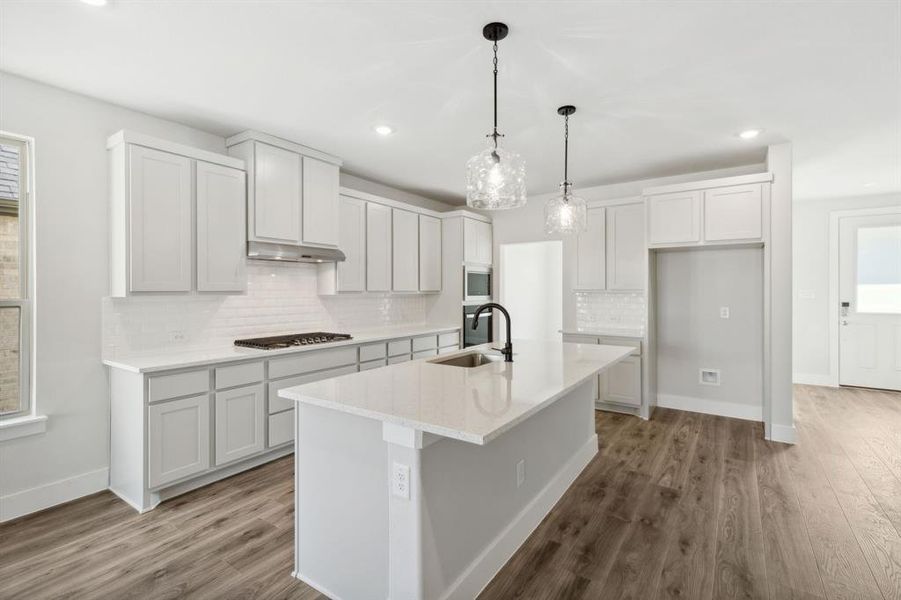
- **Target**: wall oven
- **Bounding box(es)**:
[463,305,493,348]
[463,265,492,304]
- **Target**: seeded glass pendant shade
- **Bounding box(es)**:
[466,22,527,210]
[545,105,587,235]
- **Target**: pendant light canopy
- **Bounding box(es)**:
[466,22,527,210]
[545,105,587,235]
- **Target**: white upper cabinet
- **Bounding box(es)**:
[463,217,492,265]
[251,142,303,244]
[574,207,607,290]
[419,215,442,292]
[109,132,247,297]
[704,184,763,241]
[606,203,645,291]
[302,156,340,247]
[366,202,392,292]
[127,145,193,293]
[196,161,247,292]
[647,190,701,245]
[392,209,419,292]
[336,195,366,292]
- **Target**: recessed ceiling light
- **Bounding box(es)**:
[374,125,394,136]
[738,129,762,140]
[80,0,108,5]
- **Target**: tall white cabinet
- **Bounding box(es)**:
[108,131,247,297]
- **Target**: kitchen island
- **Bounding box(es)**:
[279,340,632,600]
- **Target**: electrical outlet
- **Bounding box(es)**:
[516,459,525,488]
[719,307,730,319]
[392,462,410,499]
[699,368,721,386]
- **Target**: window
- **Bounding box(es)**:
[0,134,31,417]
[857,225,901,314]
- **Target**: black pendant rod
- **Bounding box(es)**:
[493,40,498,145]
[557,105,576,196]
[483,22,509,149]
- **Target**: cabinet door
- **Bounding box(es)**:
[128,145,192,292]
[599,356,642,406]
[196,161,247,292]
[392,209,419,292]
[606,203,645,291]
[647,191,701,245]
[574,207,606,290]
[419,215,442,292]
[366,202,392,292]
[214,384,265,466]
[337,196,366,292]
[302,156,340,246]
[252,142,302,244]
[463,218,479,263]
[704,184,763,241]
[148,394,210,488]
[477,220,493,264]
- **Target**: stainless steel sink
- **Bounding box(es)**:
[429,352,503,368]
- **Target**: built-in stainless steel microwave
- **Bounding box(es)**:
[463,265,492,303]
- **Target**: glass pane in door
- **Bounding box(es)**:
[856,225,901,314]
[0,306,21,415]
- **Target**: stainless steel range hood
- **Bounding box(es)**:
[247,241,345,263]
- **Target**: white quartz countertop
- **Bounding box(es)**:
[103,324,461,373]
[279,340,633,445]
[561,328,645,339]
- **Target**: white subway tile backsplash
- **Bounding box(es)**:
[574,291,646,334]
[103,262,431,359]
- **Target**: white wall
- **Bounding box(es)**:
[0,72,449,520]
[793,192,901,384]
[499,241,562,341]
[655,247,764,420]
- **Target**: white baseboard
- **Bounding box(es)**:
[0,467,109,523]
[656,393,763,421]
[768,423,797,445]
[441,434,598,600]
[792,373,837,387]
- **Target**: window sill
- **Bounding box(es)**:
[0,414,48,442]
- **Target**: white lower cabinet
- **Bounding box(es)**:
[148,394,210,489]
[599,356,642,407]
[214,384,265,466]
[268,410,295,447]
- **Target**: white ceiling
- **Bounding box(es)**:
[1,1,899,204]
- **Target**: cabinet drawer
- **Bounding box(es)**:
[268,346,357,379]
[268,410,294,447]
[562,334,600,344]
[360,342,387,362]
[438,345,459,356]
[388,354,411,365]
[438,331,460,348]
[412,335,438,352]
[268,364,358,414]
[598,337,642,356]
[215,361,264,390]
[387,339,411,357]
[360,359,387,372]
[148,369,209,403]
[413,348,438,360]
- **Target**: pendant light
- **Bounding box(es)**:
[545,105,587,235]
[466,22,527,210]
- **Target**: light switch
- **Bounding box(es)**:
[720,307,730,319]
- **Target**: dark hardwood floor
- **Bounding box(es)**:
[1,385,899,599]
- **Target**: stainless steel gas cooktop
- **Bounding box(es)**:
[234,332,352,350]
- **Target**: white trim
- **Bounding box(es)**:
[225,129,342,166]
[827,205,901,388]
[106,130,245,169]
[293,572,346,600]
[586,195,642,209]
[792,373,836,387]
[768,423,797,444]
[0,467,109,523]
[339,186,447,219]
[438,208,492,222]
[656,393,763,421]
[0,414,47,441]
[642,172,773,196]
[440,434,598,600]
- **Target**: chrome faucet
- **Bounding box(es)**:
[472,302,513,362]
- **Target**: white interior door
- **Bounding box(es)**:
[839,213,901,390]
